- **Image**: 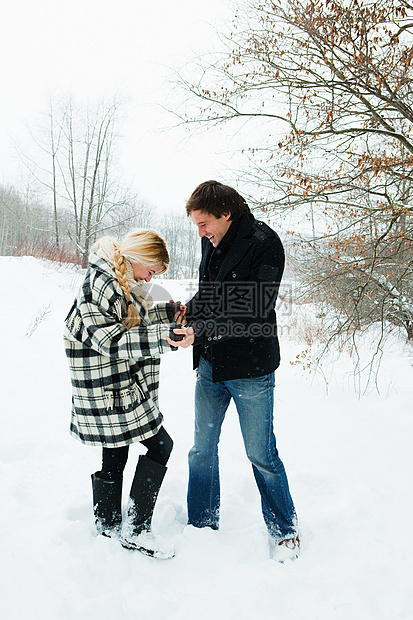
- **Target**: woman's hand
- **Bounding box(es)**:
[170,300,187,325]
[166,326,194,348]
[174,309,187,325]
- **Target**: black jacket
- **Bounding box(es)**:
[186,207,285,382]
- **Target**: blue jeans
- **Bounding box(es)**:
[187,357,297,539]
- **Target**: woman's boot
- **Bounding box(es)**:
[91,472,123,538]
[120,455,175,559]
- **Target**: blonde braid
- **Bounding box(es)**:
[113,247,140,329]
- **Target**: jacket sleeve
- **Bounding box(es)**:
[147,302,176,325]
[185,236,210,324]
[68,275,178,359]
[189,234,285,344]
[185,292,204,322]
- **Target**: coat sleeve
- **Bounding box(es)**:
[185,292,203,322]
[147,302,176,325]
[70,273,177,359]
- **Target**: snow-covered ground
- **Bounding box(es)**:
[1,256,412,620]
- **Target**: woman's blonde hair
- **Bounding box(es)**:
[94,229,169,329]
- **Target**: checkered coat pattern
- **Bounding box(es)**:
[63,254,177,447]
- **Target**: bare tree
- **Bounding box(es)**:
[158,212,200,279]
[22,95,145,266]
[176,0,413,353]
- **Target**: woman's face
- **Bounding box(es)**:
[131,262,164,283]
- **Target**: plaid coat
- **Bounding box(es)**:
[63,254,177,448]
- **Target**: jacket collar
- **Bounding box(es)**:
[200,207,256,282]
[88,252,115,276]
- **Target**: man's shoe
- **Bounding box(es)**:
[270,534,300,562]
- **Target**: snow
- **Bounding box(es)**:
[1,256,412,620]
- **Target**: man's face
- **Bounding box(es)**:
[190,210,232,247]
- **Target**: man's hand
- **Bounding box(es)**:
[166,325,195,348]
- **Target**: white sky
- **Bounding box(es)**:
[0,0,238,212]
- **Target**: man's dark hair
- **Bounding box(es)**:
[185,180,248,221]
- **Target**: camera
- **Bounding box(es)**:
[169,324,185,341]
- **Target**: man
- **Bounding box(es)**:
[167,180,299,561]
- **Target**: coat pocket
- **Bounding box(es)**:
[104,382,146,412]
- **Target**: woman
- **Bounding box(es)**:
[63,229,185,559]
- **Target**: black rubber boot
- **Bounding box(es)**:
[120,455,174,559]
[91,472,123,538]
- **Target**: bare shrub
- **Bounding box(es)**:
[25,304,53,338]
[11,238,82,266]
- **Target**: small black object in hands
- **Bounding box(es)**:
[169,325,185,342]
